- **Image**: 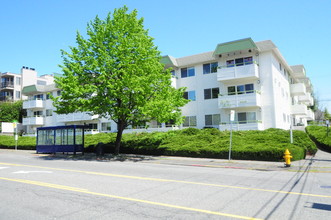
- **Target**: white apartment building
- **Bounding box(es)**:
[22,38,314,134]
[0,66,54,101]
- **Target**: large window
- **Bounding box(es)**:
[101,122,111,131]
[203,62,218,74]
[237,112,256,124]
[181,67,195,78]
[227,84,254,95]
[204,88,219,99]
[16,91,20,99]
[16,77,21,86]
[226,56,253,67]
[183,116,197,127]
[205,114,220,126]
[46,109,53,116]
[183,91,196,101]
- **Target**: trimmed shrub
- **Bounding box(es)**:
[0,135,36,150]
[306,126,331,152]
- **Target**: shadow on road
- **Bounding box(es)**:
[34,153,157,163]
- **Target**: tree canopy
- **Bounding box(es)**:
[0,101,24,123]
[53,6,188,154]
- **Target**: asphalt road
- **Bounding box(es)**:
[0,149,330,220]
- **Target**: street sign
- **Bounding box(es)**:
[230,110,235,122]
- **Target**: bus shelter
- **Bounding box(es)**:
[36,125,85,154]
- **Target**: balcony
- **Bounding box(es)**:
[219,121,263,131]
[23,116,44,126]
[291,104,308,115]
[298,93,314,106]
[291,65,306,79]
[57,112,99,123]
[306,109,315,120]
[218,91,261,109]
[217,63,259,82]
[23,99,44,109]
[0,82,14,89]
[290,83,306,96]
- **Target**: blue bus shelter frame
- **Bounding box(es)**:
[36,125,85,154]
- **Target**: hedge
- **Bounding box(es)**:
[306,126,331,152]
[0,127,316,161]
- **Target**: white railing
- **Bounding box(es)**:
[290,83,306,96]
[219,120,263,131]
[217,62,259,82]
[291,104,308,115]
[218,90,261,108]
[22,116,44,126]
[57,112,99,123]
[23,99,44,109]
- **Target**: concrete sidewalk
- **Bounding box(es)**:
[2,149,331,173]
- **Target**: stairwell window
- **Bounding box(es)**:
[183,116,197,127]
[203,62,218,74]
[181,67,195,78]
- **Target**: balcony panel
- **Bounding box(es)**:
[57,112,99,123]
[291,104,308,115]
[219,121,263,131]
[217,63,259,82]
[218,92,261,109]
[23,116,44,126]
[306,109,315,120]
[290,83,306,96]
[23,99,44,109]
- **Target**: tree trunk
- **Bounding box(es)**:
[114,120,125,155]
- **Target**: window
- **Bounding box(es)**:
[205,114,220,126]
[16,77,21,85]
[183,116,197,127]
[203,62,218,74]
[183,91,196,101]
[204,88,219,99]
[46,93,51,100]
[37,80,47,85]
[16,91,20,99]
[57,90,61,96]
[34,94,44,100]
[279,63,282,71]
[237,112,256,124]
[227,84,254,95]
[88,123,98,130]
[46,109,53,116]
[181,67,195,78]
[34,111,43,117]
[101,122,111,131]
[170,70,175,77]
[226,56,253,67]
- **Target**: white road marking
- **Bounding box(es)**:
[13,171,53,174]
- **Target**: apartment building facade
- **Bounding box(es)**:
[22,38,314,134]
[0,66,54,101]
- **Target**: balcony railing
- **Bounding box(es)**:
[23,99,44,109]
[57,112,99,123]
[306,109,315,120]
[217,62,259,82]
[290,83,306,96]
[0,82,14,89]
[291,104,308,115]
[219,120,263,131]
[298,93,314,106]
[23,116,44,126]
[218,90,261,109]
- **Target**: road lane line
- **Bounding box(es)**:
[0,177,261,220]
[0,162,330,198]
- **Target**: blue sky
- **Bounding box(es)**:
[1,0,330,111]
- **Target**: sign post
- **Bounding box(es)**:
[326,120,330,137]
[13,120,18,150]
[229,110,235,161]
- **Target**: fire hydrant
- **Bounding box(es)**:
[283,149,292,167]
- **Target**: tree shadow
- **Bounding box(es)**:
[34,152,157,162]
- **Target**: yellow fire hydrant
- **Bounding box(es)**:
[283,149,292,167]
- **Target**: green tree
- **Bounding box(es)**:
[0,101,25,123]
[53,6,188,154]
